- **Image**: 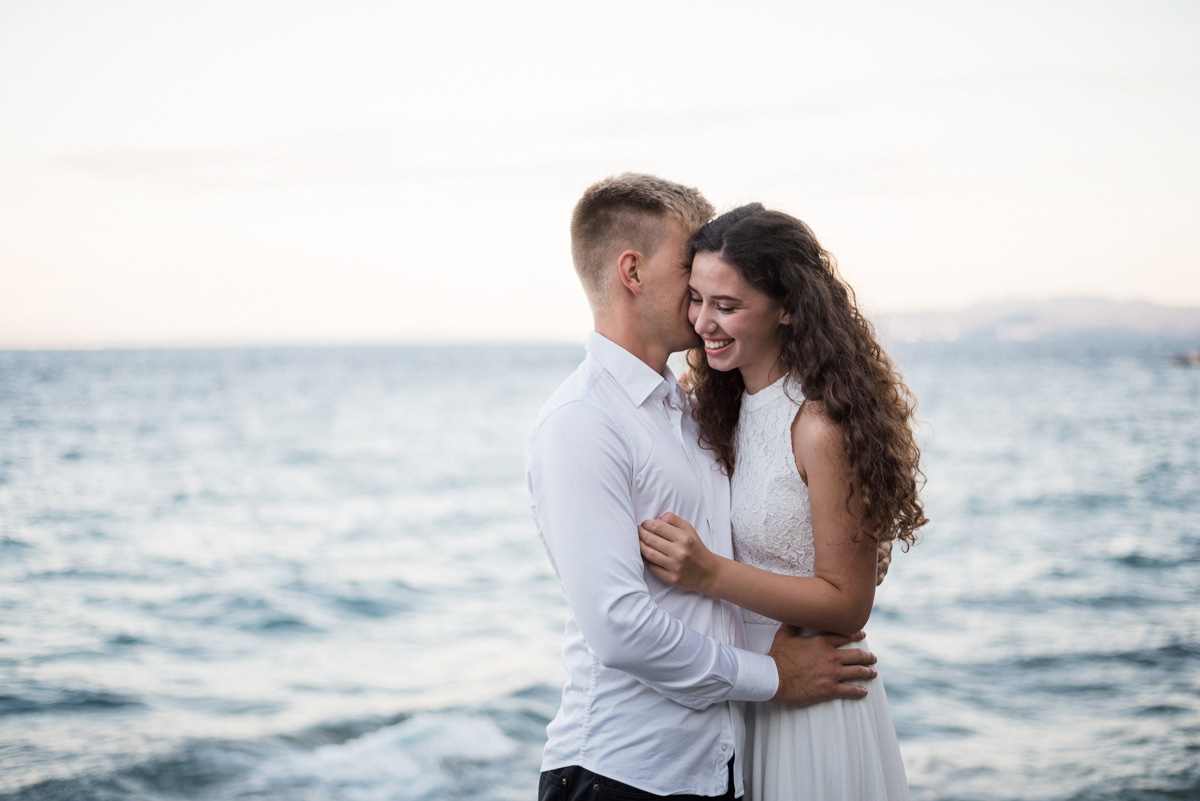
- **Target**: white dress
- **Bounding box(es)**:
[731,376,910,801]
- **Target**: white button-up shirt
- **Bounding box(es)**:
[526,332,778,797]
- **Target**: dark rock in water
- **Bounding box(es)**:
[1173,348,1200,365]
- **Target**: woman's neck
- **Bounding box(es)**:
[740,358,787,395]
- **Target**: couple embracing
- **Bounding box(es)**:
[526,174,926,801]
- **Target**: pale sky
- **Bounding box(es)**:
[2,0,1197,347]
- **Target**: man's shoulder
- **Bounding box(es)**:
[528,361,634,455]
[533,359,616,426]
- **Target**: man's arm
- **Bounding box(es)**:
[529,401,877,707]
[528,401,777,708]
[769,627,876,703]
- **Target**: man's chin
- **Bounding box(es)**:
[671,333,702,354]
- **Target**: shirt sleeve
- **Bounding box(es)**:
[527,400,778,708]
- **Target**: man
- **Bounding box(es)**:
[526,174,877,801]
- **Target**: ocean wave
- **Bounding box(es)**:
[1112,550,1199,569]
[0,692,553,801]
[0,687,143,718]
[281,577,423,621]
[989,640,1199,671]
[153,592,326,635]
[2,342,1197,801]
[248,710,522,801]
[0,738,270,801]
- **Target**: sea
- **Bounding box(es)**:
[1,337,1197,801]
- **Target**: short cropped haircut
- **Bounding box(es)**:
[570,173,714,310]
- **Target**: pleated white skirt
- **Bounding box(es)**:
[743,622,910,801]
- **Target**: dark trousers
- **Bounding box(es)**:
[538,758,737,801]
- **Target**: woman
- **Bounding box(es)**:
[639,204,926,800]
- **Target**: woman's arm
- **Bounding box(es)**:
[639,405,879,636]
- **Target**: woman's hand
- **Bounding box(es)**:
[638,512,719,592]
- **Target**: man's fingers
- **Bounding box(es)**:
[875,541,893,586]
[837,663,878,682]
[826,681,869,700]
[834,646,878,668]
[816,630,867,650]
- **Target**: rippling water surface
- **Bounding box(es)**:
[1,339,1197,800]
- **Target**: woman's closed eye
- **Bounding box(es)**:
[690,294,735,314]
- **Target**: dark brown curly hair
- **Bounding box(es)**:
[686,204,927,547]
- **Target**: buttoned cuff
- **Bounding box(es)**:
[732,650,779,702]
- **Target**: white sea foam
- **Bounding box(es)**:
[248,712,519,801]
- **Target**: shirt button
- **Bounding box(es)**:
[721,744,728,751]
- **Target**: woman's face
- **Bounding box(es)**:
[688,251,790,394]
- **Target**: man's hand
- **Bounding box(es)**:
[876,540,893,586]
[768,625,877,705]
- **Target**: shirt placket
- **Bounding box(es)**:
[662,385,722,611]
[662,387,735,780]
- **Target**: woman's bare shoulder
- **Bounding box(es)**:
[790,401,844,478]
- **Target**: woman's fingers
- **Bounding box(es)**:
[640,541,681,584]
[640,525,691,586]
[640,526,678,565]
[638,524,672,551]
[641,517,685,543]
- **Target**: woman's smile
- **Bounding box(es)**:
[688,251,789,393]
[703,337,733,352]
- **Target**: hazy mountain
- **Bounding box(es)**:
[878,297,1200,344]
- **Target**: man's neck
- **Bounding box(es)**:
[594,318,669,374]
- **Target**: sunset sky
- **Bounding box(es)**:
[2,0,1197,347]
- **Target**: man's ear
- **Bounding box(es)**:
[616,249,644,296]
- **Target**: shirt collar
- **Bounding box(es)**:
[587,331,677,408]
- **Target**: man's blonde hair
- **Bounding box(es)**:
[570,173,714,310]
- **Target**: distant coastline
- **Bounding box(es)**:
[5,297,1200,352]
[877,297,1200,345]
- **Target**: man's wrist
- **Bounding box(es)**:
[733,650,778,702]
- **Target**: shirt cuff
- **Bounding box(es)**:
[732,650,779,702]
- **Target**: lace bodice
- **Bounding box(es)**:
[729,376,813,624]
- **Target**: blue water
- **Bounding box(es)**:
[1,339,1197,801]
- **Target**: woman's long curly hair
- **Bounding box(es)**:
[686,204,927,547]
